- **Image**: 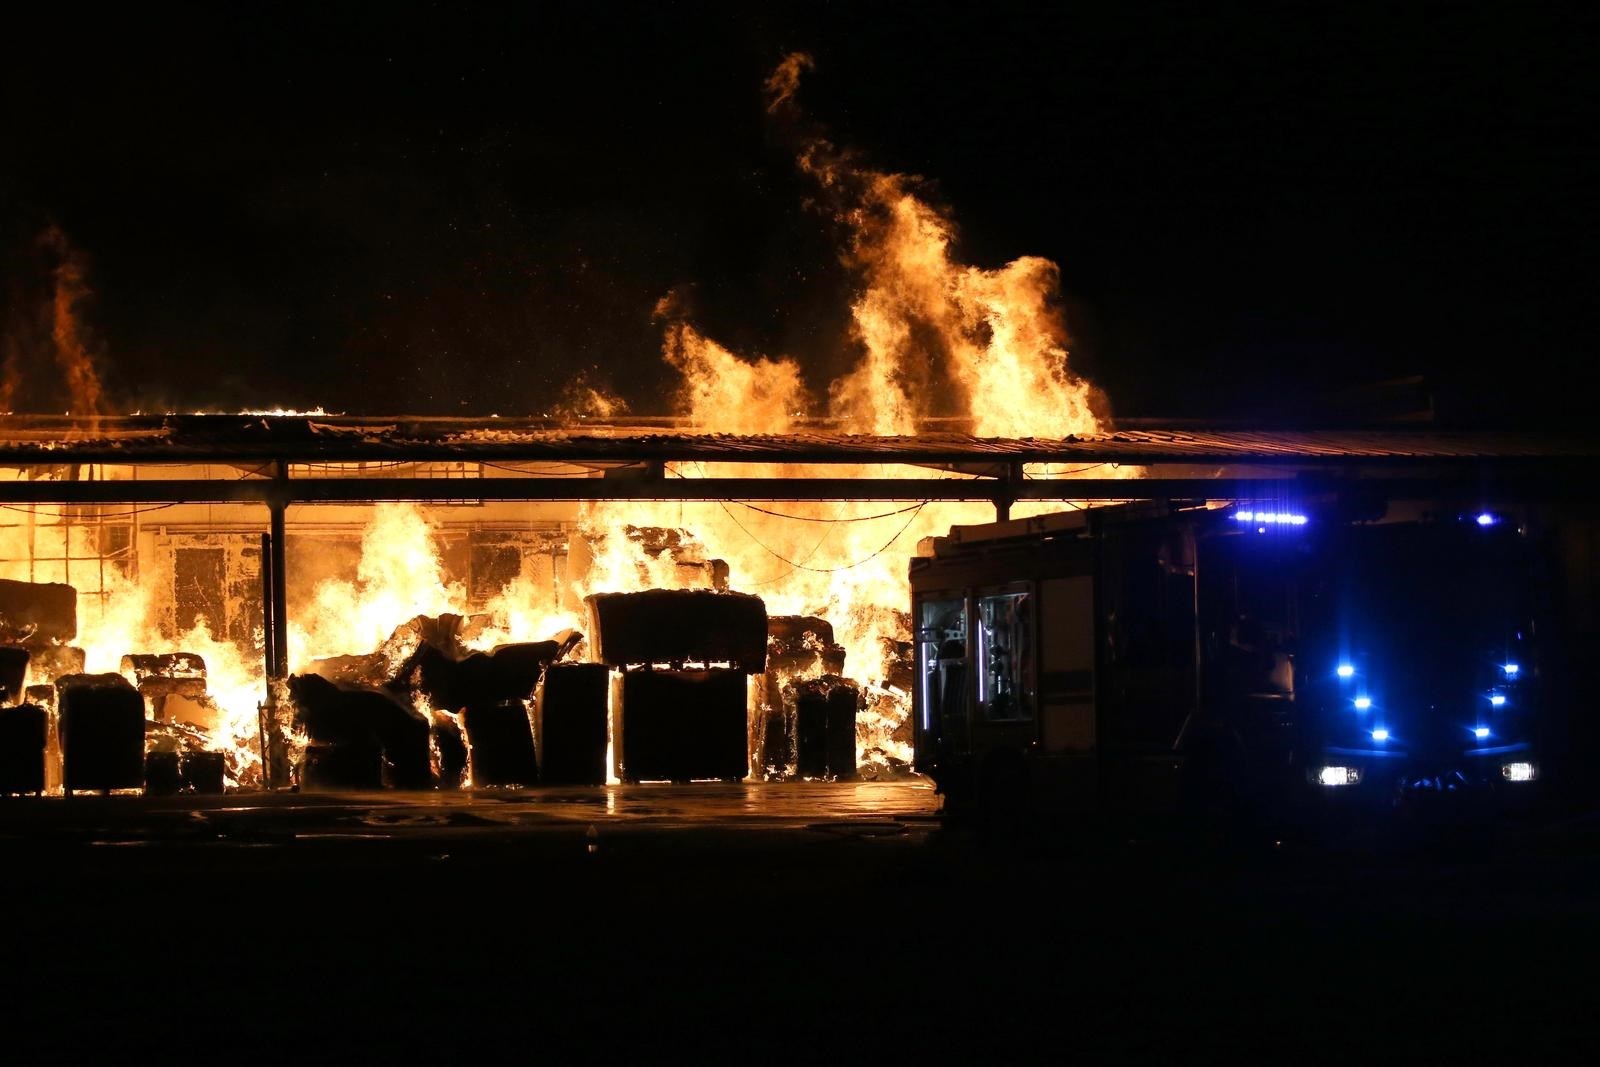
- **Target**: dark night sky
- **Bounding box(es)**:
[2,1,1594,424]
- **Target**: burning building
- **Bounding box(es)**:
[2,414,1591,800]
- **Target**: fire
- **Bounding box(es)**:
[0,52,1124,790]
[550,52,1121,769]
[1,226,110,415]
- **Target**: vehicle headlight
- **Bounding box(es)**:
[1311,765,1362,787]
[1501,762,1538,783]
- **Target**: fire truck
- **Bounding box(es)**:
[910,498,1548,828]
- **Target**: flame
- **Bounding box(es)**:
[1,226,111,416]
[552,53,1124,768]
[289,503,582,668]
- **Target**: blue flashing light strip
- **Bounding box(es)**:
[1464,742,1532,757]
[1476,512,1499,527]
[1234,510,1308,526]
[1325,746,1408,759]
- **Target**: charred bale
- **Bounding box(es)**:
[23,684,55,711]
[145,750,182,796]
[767,616,847,678]
[0,646,29,704]
[536,663,609,786]
[449,640,569,710]
[461,701,538,787]
[619,669,747,783]
[758,699,793,780]
[288,674,432,790]
[587,590,767,673]
[120,653,205,685]
[0,579,76,645]
[181,751,227,794]
[0,703,47,795]
[792,677,858,780]
[58,674,146,794]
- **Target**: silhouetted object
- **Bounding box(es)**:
[793,677,858,780]
[0,702,47,795]
[181,751,226,794]
[58,673,145,794]
[0,646,29,704]
[145,750,182,796]
[461,701,538,786]
[444,638,574,711]
[587,590,767,672]
[301,742,383,790]
[759,701,792,779]
[0,578,76,645]
[288,674,431,790]
[536,663,609,785]
[620,670,747,782]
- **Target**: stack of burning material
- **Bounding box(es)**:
[587,589,766,783]
[0,580,89,795]
[789,675,859,781]
[290,673,432,790]
[56,673,145,795]
[755,616,847,779]
[121,653,232,793]
[294,613,580,789]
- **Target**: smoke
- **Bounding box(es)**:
[0,225,111,415]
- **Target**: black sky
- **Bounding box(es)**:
[2,1,1594,424]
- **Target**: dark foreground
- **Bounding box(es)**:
[1,782,1597,1062]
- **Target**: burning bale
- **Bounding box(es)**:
[756,616,847,779]
[0,702,47,795]
[791,676,859,781]
[461,701,538,786]
[288,673,431,790]
[588,590,766,783]
[587,590,766,674]
[181,750,226,794]
[535,663,609,786]
[0,578,77,646]
[57,673,145,795]
[145,749,182,796]
[300,612,581,789]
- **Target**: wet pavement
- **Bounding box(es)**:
[3,781,1599,1062]
[0,779,940,845]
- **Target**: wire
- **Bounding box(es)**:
[0,501,178,517]
[716,499,929,575]
[479,459,612,476]
[737,501,927,523]
[1025,462,1109,478]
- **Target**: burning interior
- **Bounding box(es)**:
[0,417,1153,795]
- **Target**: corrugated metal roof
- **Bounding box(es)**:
[0,414,1593,465]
